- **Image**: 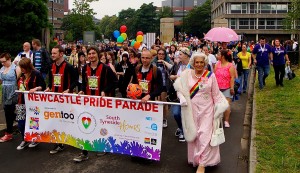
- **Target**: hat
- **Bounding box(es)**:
[163,43,170,47]
[121,51,129,58]
[180,48,190,57]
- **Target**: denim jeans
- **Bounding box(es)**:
[18,120,26,140]
[238,69,250,92]
[256,65,270,89]
[171,105,182,132]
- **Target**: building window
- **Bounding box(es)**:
[230,19,236,29]
[258,19,265,29]
[239,18,249,29]
[261,3,271,13]
[277,19,284,29]
[277,4,288,13]
[249,3,257,14]
[250,19,256,29]
[231,4,241,13]
[241,3,247,14]
[266,19,276,29]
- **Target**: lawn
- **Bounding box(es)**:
[255,67,300,173]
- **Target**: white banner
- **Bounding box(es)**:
[23,92,164,160]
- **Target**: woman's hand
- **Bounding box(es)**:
[169,75,178,81]
[230,88,234,95]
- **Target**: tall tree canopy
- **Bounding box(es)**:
[61,0,98,40]
[0,0,49,54]
[182,0,211,37]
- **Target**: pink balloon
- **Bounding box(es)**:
[137,31,143,36]
[120,25,127,33]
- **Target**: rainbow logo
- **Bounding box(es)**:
[82,117,91,129]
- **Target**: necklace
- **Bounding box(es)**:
[194,70,204,79]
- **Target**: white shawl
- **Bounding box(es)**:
[173,69,229,142]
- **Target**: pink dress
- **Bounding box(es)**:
[187,70,221,167]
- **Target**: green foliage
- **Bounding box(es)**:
[64,31,74,42]
[49,41,58,51]
[0,0,49,55]
[255,68,300,173]
[182,0,211,37]
[284,0,300,32]
[61,0,98,40]
[157,6,173,18]
[96,3,167,40]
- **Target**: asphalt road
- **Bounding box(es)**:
[0,95,248,173]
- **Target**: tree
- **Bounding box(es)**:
[61,0,98,40]
[284,0,300,66]
[182,0,211,37]
[284,0,300,34]
[135,3,158,33]
[96,3,174,40]
[157,6,173,18]
[0,0,49,55]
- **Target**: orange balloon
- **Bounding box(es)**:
[134,42,140,49]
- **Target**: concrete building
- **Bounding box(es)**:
[162,0,206,25]
[48,0,65,39]
[211,0,292,41]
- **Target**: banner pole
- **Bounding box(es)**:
[15,90,185,106]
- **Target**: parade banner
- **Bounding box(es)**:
[23,92,164,160]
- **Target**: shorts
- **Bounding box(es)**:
[220,88,233,99]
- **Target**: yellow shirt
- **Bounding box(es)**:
[237,52,251,69]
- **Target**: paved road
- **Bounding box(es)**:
[0,95,248,173]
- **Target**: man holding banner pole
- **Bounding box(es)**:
[131,50,163,162]
[74,46,117,162]
[45,45,78,154]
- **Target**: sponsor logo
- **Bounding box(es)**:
[77,112,96,134]
[146,123,157,131]
[145,117,152,121]
[44,111,74,120]
[144,138,151,144]
[100,128,108,136]
[151,138,157,145]
[29,117,39,130]
[29,106,40,115]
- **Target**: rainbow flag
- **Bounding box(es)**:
[190,70,212,99]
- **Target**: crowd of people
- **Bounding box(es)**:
[0,35,293,173]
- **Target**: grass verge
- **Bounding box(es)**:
[255,67,300,173]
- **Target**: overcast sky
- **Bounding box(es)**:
[69,0,162,19]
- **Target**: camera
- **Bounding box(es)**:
[21,54,26,58]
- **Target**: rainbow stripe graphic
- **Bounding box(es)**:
[189,70,212,99]
[24,130,161,160]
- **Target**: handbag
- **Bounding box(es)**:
[285,65,296,80]
[210,117,225,147]
[166,84,179,102]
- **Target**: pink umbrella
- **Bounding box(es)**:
[204,27,239,42]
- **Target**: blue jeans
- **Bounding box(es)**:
[42,73,48,80]
[171,105,182,132]
[256,65,270,89]
[18,120,26,140]
[238,69,250,92]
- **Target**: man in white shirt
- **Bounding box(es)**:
[202,45,217,72]
[13,42,33,65]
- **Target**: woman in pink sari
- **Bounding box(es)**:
[174,52,228,173]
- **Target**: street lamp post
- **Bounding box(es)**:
[49,0,54,26]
